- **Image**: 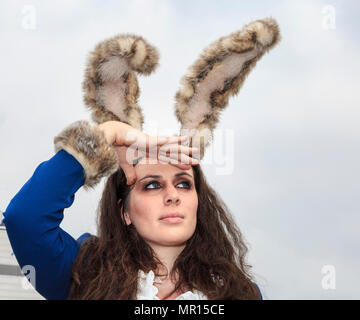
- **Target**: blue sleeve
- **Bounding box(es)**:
[2,150,92,300]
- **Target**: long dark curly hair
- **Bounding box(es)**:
[68,163,261,299]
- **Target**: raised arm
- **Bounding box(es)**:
[2,121,119,299]
[2,120,196,299]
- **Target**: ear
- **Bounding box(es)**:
[82,34,160,130]
[174,17,281,159]
[124,211,132,226]
[118,198,132,226]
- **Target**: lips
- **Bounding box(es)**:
[159,212,184,220]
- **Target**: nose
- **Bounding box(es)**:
[164,184,180,206]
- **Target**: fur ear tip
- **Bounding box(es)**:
[143,59,160,75]
[248,17,281,48]
[260,17,281,45]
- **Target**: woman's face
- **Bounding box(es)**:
[123,160,198,247]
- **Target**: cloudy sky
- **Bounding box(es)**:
[0,0,359,299]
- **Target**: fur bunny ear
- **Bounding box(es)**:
[82,34,160,130]
[174,17,281,159]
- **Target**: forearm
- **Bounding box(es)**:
[3,150,85,299]
[3,120,120,299]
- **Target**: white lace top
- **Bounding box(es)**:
[137,270,208,300]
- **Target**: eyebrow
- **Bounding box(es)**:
[138,172,194,182]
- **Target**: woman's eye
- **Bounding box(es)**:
[144,181,191,190]
[144,181,161,190]
[177,181,191,189]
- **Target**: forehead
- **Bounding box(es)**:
[134,160,194,178]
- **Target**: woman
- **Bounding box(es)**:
[4,17,280,299]
[3,120,262,300]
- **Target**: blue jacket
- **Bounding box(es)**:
[2,149,262,300]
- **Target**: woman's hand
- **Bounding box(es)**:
[97,121,199,185]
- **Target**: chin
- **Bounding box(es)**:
[158,239,188,247]
[142,227,196,247]
[153,234,191,247]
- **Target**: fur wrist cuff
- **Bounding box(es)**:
[53,120,119,189]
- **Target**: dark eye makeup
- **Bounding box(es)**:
[143,180,192,190]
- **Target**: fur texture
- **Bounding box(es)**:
[174,17,281,159]
[82,33,160,130]
[54,120,119,190]
[53,18,281,188]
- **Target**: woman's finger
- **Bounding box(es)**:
[114,145,138,184]
[127,135,190,158]
[158,144,199,157]
[157,155,193,170]
[155,135,189,146]
[139,135,188,151]
[119,162,137,185]
[158,153,199,166]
